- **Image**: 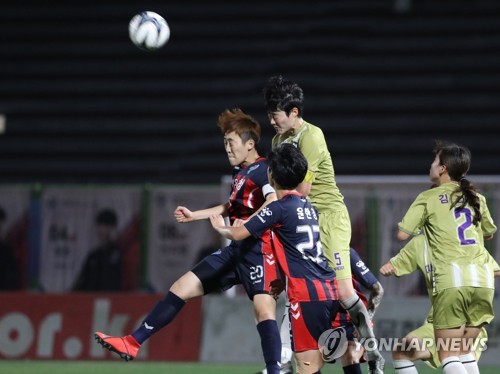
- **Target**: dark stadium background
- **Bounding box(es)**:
[1,0,499,184]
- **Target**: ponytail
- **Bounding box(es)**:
[451,177,482,225]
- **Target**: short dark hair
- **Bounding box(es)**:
[263,75,304,116]
[96,209,118,226]
[267,143,308,189]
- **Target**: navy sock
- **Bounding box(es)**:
[343,363,362,374]
[131,291,186,344]
[256,319,281,374]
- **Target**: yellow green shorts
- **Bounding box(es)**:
[411,322,487,369]
[318,207,351,280]
[433,287,494,329]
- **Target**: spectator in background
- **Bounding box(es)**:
[73,208,123,291]
[0,207,21,290]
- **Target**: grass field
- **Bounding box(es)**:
[0,361,498,374]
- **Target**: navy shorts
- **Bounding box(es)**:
[289,299,340,352]
[191,236,280,300]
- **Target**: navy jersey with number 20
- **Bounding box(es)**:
[245,192,337,304]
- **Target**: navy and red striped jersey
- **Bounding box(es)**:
[227,158,274,224]
[332,248,378,328]
[245,192,337,303]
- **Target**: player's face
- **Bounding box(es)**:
[224,131,251,167]
[267,110,295,135]
[429,153,444,184]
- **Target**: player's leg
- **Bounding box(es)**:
[254,294,282,374]
[291,300,340,374]
[340,325,364,374]
[294,349,324,374]
[255,299,293,374]
[392,324,436,374]
[458,287,494,374]
[433,288,468,374]
[95,247,238,361]
[319,209,384,373]
[240,245,282,374]
[279,301,294,369]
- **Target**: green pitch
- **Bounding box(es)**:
[0,361,498,374]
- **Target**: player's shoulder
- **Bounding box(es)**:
[246,158,268,173]
[302,121,325,140]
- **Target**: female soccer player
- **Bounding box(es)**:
[263,75,384,374]
[95,109,283,374]
[381,234,500,374]
[397,140,497,374]
[211,143,339,374]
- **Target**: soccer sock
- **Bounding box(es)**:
[280,303,293,364]
[441,356,467,374]
[257,319,282,374]
[393,359,418,374]
[131,291,186,344]
[343,363,362,374]
[459,353,480,374]
[341,294,381,362]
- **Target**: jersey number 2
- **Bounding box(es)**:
[454,207,477,245]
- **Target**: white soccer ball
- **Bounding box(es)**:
[128,11,170,51]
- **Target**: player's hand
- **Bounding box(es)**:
[232,218,247,227]
[174,206,194,223]
[379,262,397,276]
[269,278,285,299]
[209,214,226,228]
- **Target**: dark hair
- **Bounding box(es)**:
[263,75,304,117]
[96,209,118,226]
[433,140,481,225]
[267,143,308,189]
[0,207,6,221]
[217,108,261,144]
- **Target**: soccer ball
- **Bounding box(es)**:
[128,11,170,51]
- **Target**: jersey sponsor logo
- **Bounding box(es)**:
[233,177,246,192]
[247,164,260,173]
[258,207,272,223]
[356,260,370,275]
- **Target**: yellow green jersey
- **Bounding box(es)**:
[271,121,344,213]
[389,234,499,323]
[398,182,497,293]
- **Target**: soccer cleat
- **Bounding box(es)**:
[254,361,293,374]
[368,355,385,374]
[94,332,141,361]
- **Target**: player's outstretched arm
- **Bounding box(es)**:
[210,214,251,241]
[174,204,228,223]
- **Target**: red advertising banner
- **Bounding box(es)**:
[0,293,201,361]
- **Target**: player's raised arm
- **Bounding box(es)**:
[174,203,228,223]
